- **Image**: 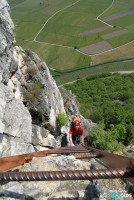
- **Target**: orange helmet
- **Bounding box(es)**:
[74,120,80,126]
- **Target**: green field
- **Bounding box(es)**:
[100,0,134,17]
[8,0,134,74]
[18,40,91,72]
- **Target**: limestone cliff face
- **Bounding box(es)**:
[0,0,17,83]
[0,0,67,157]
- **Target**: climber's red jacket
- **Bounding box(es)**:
[69,125,83,135]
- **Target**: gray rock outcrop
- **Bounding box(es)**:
[0,82,34,157]
[0,0,17,83]
[0,155,100,199]
[0,0,67,156]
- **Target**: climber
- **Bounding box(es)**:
[69,118,84,146]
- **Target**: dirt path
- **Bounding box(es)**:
[112,70,134,74]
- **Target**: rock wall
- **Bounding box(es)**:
[0,82,34,157]
[0,0,17,83]
[0,0,67,157]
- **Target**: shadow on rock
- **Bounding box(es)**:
[61,133,68,147]
[0,190,36,200]
[82,163,100,200]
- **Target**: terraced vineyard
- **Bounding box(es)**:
[8,0,134,79]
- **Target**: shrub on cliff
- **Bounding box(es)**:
[25,80,43,101]
[56,113,68,128]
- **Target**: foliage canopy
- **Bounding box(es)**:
[65,73,134,150]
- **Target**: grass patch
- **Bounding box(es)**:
[15,22,43,41]
[107,32,134,48]
[109,14,134,28]
[126,24,134,33]
[26,66,36,75]
[50,70,60,76]
[25,80,43,101]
